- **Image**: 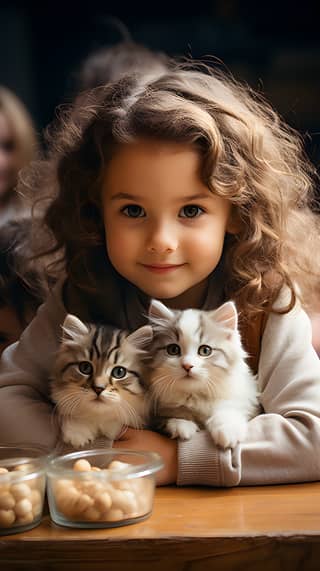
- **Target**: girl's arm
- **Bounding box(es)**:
[0,282,67,451]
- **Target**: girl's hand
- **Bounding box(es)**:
[113,427,178,486]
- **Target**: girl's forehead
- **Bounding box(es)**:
[102,139,210,200]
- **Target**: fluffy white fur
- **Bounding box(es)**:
[147,299,260,449]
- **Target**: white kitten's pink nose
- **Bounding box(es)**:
[182,363,193,372]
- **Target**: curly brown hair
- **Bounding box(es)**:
[25,63,320,318]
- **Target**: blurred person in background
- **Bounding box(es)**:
[0,217,49,355]
[74,40,171,93]
[0,86,37,226]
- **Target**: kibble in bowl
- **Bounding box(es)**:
[0,446,47,535]
[47,449,163,528]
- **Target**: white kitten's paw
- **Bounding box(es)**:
[62,424,95,448]
[166,418,200,441]
[206,414,248,449]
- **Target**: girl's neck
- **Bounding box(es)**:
[159,278,209,310]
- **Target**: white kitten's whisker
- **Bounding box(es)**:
[120,400,140,429]
[151,373,177,412]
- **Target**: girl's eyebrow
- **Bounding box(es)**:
[110,192,212,202]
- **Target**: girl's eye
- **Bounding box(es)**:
[179,205,204,218]
[78,361,93,375]
[198,345,212,357]
[111,366,127,379]
[121,205,145,218]
[166,343,181,356]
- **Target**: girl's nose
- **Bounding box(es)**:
[147,224,178,254]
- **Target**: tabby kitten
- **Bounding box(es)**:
[146,299,259,449]
[51,314,152,448]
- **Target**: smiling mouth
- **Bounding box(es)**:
[141,263,185,273]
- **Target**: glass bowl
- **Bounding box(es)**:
[0,446,47,535]
[47,449,163,528]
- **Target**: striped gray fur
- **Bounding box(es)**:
[50,314,152,448]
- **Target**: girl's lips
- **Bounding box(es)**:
[141,263,184,273]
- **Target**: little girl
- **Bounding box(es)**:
[1,64,320,487]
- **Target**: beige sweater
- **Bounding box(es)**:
[1,279,320,487]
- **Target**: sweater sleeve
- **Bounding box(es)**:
[177,297,320,486]
[0,282,67,451]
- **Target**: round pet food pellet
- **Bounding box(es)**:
[55,483,79,510]
[112,480,133,491]
[120,490,138,514]
[0,468,9,475]
[0,508,15,527]
[11,483,32,500]
[80,480,104,497]
[108,460,129,471]
[83,506,101,521]
[74,493,94,513]
[13,463,32,472]
[94,491,112,512]
[30,489,42,507]
[16,512,34,526]
[73,459,91,472]
[104,508,123,522]
[0,491,15,510]
[108,488,134,513]
[55,479,73,493]
[15,498,33,517]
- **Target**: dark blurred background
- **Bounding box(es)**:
[0,0,319,165]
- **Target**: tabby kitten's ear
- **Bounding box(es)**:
[61,314,89,341]
[126,325,153,349]
[148,299,175,321]
[209,301,238,331]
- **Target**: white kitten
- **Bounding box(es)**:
[146,300,260,449]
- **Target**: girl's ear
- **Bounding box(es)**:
[209,301,238,331]
[148,299,175,321]
[62,314,89,341]
[126,325,153,348]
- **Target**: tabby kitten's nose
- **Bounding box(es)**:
[182,363,193,372]
[93,385,104,395]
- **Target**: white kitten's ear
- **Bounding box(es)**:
[126,325,153,348]
[148,299,175,321]
[210,301,238,331]
[62,314,89,341]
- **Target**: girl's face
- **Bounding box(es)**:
[102,139,236,309]
[0,112,18,198]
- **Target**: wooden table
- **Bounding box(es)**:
[1,483,320,570]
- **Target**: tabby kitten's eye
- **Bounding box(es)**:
[198,345,212,356]
[78,361,93,375]
[166,343,181,356]
[111,366,127,379]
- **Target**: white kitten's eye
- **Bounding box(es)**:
[198,345,212,356]
[166,343,181,356]
[111,366,127,379]
[78,361,93,375]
